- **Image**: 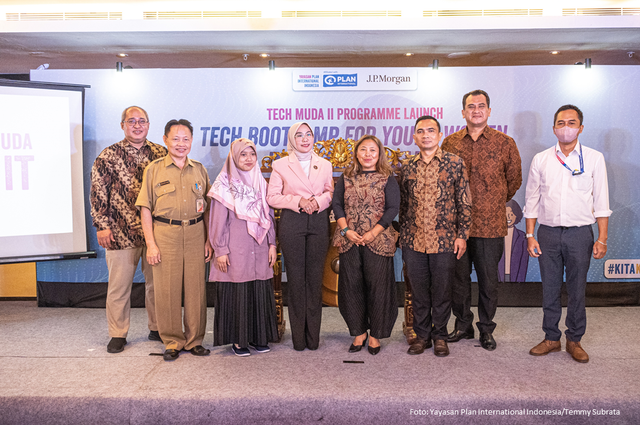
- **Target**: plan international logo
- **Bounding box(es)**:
[323,74,357,87]
[292,68,417,91]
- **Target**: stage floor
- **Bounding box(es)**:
[0,301,639,424]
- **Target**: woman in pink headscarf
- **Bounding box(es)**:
[266,122,334,351]
[208,138,278,357]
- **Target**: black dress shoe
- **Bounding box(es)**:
[480,332,497,351]
[188,345,211,356]
[368,345,380,355]
[447,329,475,343]
[348,333,368,353]
[163,349,180,361]
[107,337,127,353]
[148,330,162,342]
[407,338,432,355]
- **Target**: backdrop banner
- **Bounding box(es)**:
[31,66,639,284]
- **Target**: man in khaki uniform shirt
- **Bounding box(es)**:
[136,119,213,361]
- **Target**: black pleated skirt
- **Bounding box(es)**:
[213,279,279,347]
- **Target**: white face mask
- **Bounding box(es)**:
[554,126,580,144]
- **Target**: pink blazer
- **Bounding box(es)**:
[266,154,334,213]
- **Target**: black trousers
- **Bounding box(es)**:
[451,237,504,334]
[403,249,455,341]
[338,245,397,339]
[279,208,330,350]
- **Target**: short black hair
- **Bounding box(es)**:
[164,119,193,136]
[415,115,441,132]
[553,105,583,126]
[462,89,490,109]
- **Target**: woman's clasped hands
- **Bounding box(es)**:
[298,196,319,215]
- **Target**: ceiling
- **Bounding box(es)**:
[1,12,639,73]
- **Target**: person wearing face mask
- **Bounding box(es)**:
[266,122,334,351]
[524,105,611,363]
[208,138,279,357]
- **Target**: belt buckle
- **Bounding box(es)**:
[182,220,190,227]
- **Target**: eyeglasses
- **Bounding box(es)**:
[123,119,148,126]
[294,132,313,139]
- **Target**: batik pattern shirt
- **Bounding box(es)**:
[441,125,522,238]
[90,139,167,250]
[399,148,472,254]
[332,172,398,257]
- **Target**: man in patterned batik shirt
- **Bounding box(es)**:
[400,115,472,357]
[442,90,522,351]
[90,106,167,353]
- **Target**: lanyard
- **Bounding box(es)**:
[556,144,584,176]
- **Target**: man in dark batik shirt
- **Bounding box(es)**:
[400,115,471,357]
[90,106,167,353]
[442,90,522,351]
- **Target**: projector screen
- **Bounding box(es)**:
[0,80,95,263]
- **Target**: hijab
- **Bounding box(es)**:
[287,122,316,162]
[208,138,271,244]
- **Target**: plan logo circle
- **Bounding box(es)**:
[324,75,336,86]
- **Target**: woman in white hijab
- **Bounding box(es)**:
[266,122,334,351]
[208,138,278,357]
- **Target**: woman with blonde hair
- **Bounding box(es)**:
[332,135,399,355]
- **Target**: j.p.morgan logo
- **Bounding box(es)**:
[366,74,412,85]
[323,74,357,87]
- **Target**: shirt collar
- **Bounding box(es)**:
[555,140,582,158]
[463,125,490,141]
[162,155,193,168]
[413,147,443,164]
[122,138,150,150]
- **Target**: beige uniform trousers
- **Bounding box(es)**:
[152,220,207,351]
[105,247,157,338]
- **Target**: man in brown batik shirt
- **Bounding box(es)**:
[441,90,522,351]
[90,106,167,353]
[400,115,471,357]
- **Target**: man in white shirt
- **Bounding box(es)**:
[524,104,611,363]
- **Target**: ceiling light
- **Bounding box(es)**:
[117,53,128,58]
[260,53,270,58]
[550,51,559,55]
[405,53,413,56]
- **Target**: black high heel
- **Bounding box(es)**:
[368,345,380,355]
[348,333,368,353]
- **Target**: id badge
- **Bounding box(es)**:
[196,198,205,213]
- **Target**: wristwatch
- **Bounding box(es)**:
[340,227,349,237]
[526,233,534,238]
